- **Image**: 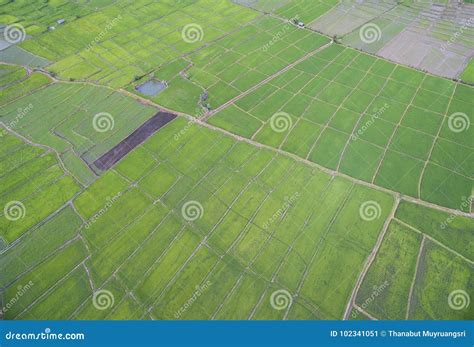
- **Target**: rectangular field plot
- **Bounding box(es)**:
[208,43,474,211]
[0,133,80,245]
[354,220,422,320]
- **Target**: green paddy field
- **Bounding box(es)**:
[0,0,472,320]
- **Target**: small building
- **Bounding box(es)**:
[57,19,65,25]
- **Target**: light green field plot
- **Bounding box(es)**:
[233,0,339,23]
[0,68,51,105]
[209,44,474,211]
[1,82,157,185]
[0,133,80,245]
[355,220,422,320]
[461,58,474,84]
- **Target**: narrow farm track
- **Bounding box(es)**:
[202,41,333,121]
[106,88,474,220]
[405,235,426,320]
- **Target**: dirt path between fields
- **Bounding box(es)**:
[201,41,333,121]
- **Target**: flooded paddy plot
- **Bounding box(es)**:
[309,0,396,37]
[308,0,474,80]
[135,80,167,97]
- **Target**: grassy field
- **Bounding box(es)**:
[0,0,472,322]
[1,80,158,185]
[1,118,472,320]
[209,44,473,211]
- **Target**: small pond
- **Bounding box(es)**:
[135,79,167,96]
